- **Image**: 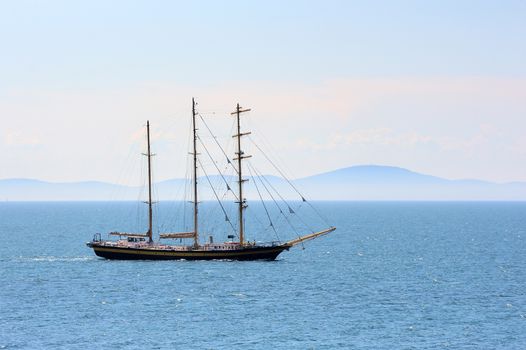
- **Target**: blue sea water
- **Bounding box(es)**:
[0,201,525,349]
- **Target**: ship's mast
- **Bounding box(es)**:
[192,98,199,247]
[231,103,251,245]
[146,120,153,243]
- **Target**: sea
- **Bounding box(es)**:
[0,201,525,349]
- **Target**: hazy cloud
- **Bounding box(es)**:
[4,131,41,147]
[1,77,525,182]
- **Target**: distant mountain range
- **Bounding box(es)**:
[1,165,525,201]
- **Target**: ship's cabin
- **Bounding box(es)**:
[127,237,146,243]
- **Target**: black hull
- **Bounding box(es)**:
[88,243,290,261]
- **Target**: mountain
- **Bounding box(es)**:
[295,165,525,200]
[1,165,525,201]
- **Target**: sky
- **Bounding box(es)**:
[1,0,525,184]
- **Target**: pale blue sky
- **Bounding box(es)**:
[2,0,525,85]
[1,1,525,183]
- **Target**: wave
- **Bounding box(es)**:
[14,256,97,262]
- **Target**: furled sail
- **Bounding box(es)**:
[159,232,196,239]
[109,232,149,238]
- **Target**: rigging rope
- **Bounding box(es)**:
[197,158,237,235]
[247,163,280,242]
[197,134,239,201]
[198,113,238,174]
[249,135,305,200]
[256,167,317,235]
[248,135,332,227]
[248,163,302,244]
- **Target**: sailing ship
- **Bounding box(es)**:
[87,99,335,260]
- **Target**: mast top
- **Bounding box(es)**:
[231,105,251,115]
